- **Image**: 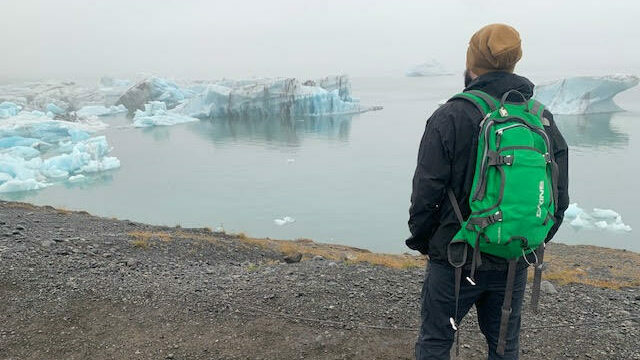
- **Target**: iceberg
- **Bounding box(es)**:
[0,111,119,193]
[591,208,620,220]
[180,75,380,120]
[405,60,454,77]
[0,81,110,119]
[274,216,295,226]
[132,101,199,128]
[116,77,193,113]
[534,74,639,114]
[565,203,632,232]
[76,105,127,118]
[0,102,22,119]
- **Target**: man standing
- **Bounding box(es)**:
[407,24,569,359]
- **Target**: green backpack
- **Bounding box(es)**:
[446,89,558,356]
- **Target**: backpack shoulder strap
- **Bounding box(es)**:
[449,90,499,118]
[528,99,551,126]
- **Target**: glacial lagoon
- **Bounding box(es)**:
[1,75,638,253]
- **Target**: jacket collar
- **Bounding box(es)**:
[464,71,535,101]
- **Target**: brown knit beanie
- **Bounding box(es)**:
[466,24,522,76]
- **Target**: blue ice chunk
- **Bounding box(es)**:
[0,178,49,193]
[3,146,40,160]
[132,101,198,127]
[68,174,86,182]
[42,136,118,176]
[116,77,191,113]
[0,102,21,118]
[0,136,40,148]
[150,78,186,106]
[0,111,119,193]
[0,172,12,183]
[0,154,43,181]
[68,128,91,142]
[46,103,66,115]
[534,74,639,114]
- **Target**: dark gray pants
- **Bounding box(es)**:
[415,261,527,360]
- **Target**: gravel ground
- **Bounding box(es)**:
[0,201,638,359]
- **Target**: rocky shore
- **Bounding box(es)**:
[0,201,638,359]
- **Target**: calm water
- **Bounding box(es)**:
[3,75,638,253]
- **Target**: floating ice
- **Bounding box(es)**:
[0,102,21,119]
[608,217,632,232]
[591,208,620,220]
[116,77,193,113]
[46,103,66,115]
[42,136,119,177]
[0,111,118,193]
[565,203,631,232]
[274,216,295,226]
[0,178,49,193]
[405,60,453,77]
[564,203,583,218]
[68,174,86,182]
[132,101,199,128]
[0,81,109,115]
[180,75,380,120]
[534,74,639,114]
[569,212,592,229]
[76,105,127,118]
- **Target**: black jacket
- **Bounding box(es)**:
[407,71,569,270]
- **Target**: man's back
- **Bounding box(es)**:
[407,71,569,269]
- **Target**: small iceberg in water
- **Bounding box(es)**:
[405,59,454,77]
[274,216,296,226]
[132,101,199,128]
[565,203,631,232]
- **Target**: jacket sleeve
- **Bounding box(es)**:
[543,110,569,242]
[407,109,453,253]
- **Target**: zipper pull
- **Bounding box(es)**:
[499,107,508,117]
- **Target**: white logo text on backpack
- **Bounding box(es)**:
[536,181,544,217]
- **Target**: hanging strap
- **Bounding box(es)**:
[466,232,482,285]
[453,266,462,357]
[447,189,464,224]
[496,259,517,356]
[530,245,546,313]
[446,188,467,356]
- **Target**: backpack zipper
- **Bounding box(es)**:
[495,124,527,148]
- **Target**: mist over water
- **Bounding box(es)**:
[1,0,640,81]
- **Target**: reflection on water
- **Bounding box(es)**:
[186,115,353,146]
[554,112,629,149]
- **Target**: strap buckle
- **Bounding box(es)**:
[487,151,514,166]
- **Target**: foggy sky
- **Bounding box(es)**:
[1,0,639,81]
